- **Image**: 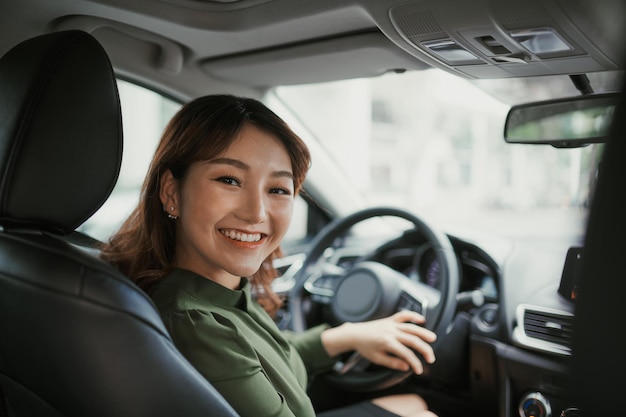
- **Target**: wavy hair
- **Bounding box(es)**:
[101,95,311,314]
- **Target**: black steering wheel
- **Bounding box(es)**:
[289,207,459,391]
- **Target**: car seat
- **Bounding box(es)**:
[0,30,239,417]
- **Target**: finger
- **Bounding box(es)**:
[365,340,421,373]
[392,310,426,324]
[368,350,413,372]
[384,339,425,374]
[397,332,436,364]
[398,322,437,343]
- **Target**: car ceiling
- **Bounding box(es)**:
[1,0,625,101]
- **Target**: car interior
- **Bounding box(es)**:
[1,1,625,416]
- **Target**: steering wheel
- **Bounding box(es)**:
[289,207,459,392]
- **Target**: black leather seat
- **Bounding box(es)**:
[0,31,239,417]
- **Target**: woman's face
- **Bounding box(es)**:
[160,123,295,288]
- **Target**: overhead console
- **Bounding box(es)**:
[388,0,623,78]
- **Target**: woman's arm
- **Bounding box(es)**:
[281,323,336,375]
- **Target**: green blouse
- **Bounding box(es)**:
[150,268,336,417]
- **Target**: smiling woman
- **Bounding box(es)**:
[100,94,309,300]
[100,94,439,417]
[158,123,297,289]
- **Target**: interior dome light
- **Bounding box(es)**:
[509,28,572,56]
[422,39,482,65]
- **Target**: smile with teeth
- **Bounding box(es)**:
[220,229,264,243]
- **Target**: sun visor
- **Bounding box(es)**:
[200,32,431,87]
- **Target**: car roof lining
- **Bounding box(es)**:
[2,0,625,96]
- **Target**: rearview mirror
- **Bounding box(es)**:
[504,93,619,147]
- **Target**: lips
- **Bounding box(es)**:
[219,229,264,243]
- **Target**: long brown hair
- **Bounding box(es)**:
[101,95,310,313]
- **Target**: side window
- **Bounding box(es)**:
[79,80,181,242]
[281,194,332,255]
[283,195,309,245]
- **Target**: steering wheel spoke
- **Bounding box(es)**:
[397,291,428,318]
[302,263,346,302]
[398,279,442,323]
[332,352,371,375]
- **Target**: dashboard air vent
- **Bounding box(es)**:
[513,304,573,356]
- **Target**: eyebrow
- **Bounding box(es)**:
[208,157,294,180]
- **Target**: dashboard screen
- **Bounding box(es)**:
[558,247,583,301]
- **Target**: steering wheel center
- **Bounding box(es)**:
[332,262,402,323]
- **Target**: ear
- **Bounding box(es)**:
[159,169,180,217]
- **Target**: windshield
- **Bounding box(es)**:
[273,69,608,241]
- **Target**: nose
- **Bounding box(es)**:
[236,187,268,224]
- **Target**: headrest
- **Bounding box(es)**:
[0,30,122,234]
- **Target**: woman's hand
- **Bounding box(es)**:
[321,310,437,374]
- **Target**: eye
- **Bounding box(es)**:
[215,176,241,186]
[269,187,292,195]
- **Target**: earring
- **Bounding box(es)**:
[164,205,178,220]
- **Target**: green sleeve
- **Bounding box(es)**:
[282,324,337,375]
